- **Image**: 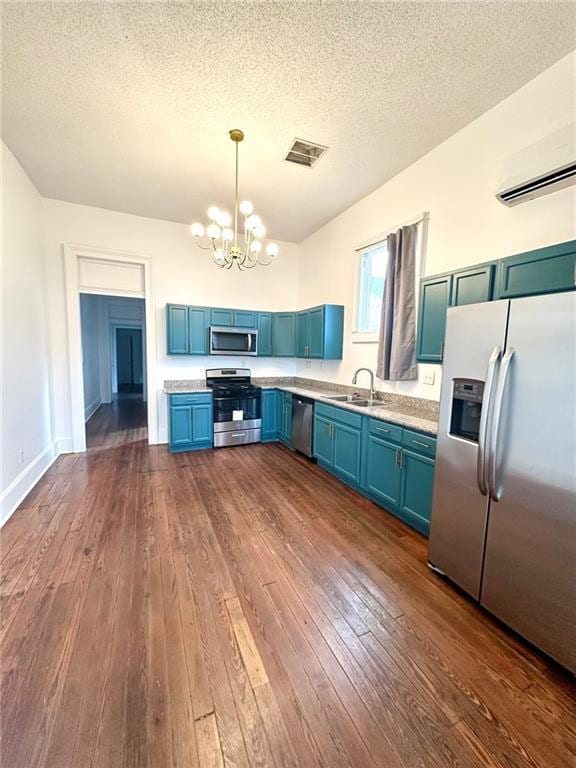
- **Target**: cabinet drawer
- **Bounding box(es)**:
[169,393,212,406]
[368,419,402,444]
[314,402,334,421]
[402,429,436,457]
[332,405,362,430]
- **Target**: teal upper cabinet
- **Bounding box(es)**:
[167,304,209,355]
[451,263,495,306]
[416,275,452,363]
[167,303,343,358]
[211,308,234,326]
[257,312,273,356]
[188,307,210,354]
[296,311,309,357]
[296,305,344,359]
[273,313,296,356]
[234,310,257,327]
[495,240,576,299]
[210,308,257,328]
[167,304,189,354]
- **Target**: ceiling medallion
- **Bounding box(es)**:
[190,129,279,269]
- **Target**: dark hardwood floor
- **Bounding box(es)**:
[1,398,575,767]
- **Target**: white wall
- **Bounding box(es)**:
[80,294,102,419]
[297,51,576,401]
[1,143,54,523]
[43,202,300,444]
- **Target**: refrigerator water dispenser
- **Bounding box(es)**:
[450,379,484,442]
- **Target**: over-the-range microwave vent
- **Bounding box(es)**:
[284,138,328,168]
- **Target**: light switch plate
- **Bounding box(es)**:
[423,371,435,385]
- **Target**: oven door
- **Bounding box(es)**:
[213,394,262,447]
[213,394,261,428]
[210,327,258,356]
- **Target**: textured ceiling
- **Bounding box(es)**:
[2,2,575,242]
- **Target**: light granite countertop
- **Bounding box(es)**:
[164,377,438,436]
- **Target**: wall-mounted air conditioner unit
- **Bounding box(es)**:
[496,124,575,206]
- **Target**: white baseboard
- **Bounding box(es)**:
[84,397,102,421]
[0,442,60,527]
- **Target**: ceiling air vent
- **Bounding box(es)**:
[284,138,328,168]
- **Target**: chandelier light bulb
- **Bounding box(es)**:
[217,210,232,227]
[266,243,279,258]
[207,206,220,221]
[254,224,266,239]
[250,241,262,253]
[214,248,225,262]
[222,228,234,242]
[246,214,261,231]
[207,223,221,239]
[190,222,205,238]
[239,200,254,216]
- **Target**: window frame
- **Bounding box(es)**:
[352,238,388,343]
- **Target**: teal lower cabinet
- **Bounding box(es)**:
[361,422,436,535]
[332,423,362,485]
[313,403,362,486]
[261,390,279,441]
[364,434,402,508]
[399,448,435,536]
[168,393,213,452]
[278,391,292,444]
[308,411,437,536]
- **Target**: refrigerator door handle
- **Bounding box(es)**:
[476,346,502,496]
[488,348,515,502]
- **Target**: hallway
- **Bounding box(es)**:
[85,394,148,450]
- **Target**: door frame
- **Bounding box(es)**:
[64,244,158,451]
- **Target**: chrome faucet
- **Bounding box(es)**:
[352,368,375,401]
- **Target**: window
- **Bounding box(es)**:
[356,241,388,334]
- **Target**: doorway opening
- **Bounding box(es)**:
[79,294,148,449]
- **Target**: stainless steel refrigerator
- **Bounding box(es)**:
[428,291,576,673]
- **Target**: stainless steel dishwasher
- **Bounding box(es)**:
[291,395,314,457]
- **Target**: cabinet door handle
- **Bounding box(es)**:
[395,448,400,466]
[440,341,445,357]
[412,439,430,449]
[376,427,390,433]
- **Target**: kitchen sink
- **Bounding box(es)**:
[324,395,383,408]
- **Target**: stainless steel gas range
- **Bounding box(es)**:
[206,368,262,447]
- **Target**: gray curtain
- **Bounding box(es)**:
[376,223,418,381]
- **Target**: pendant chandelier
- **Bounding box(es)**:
[190,129,279,269]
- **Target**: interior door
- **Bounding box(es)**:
[428,299,509,599]
[480,292,576,673]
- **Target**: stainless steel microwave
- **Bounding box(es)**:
[209,327,258,356]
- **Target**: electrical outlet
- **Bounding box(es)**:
[423,371,435,386]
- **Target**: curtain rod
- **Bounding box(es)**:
[354,211,430,253]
